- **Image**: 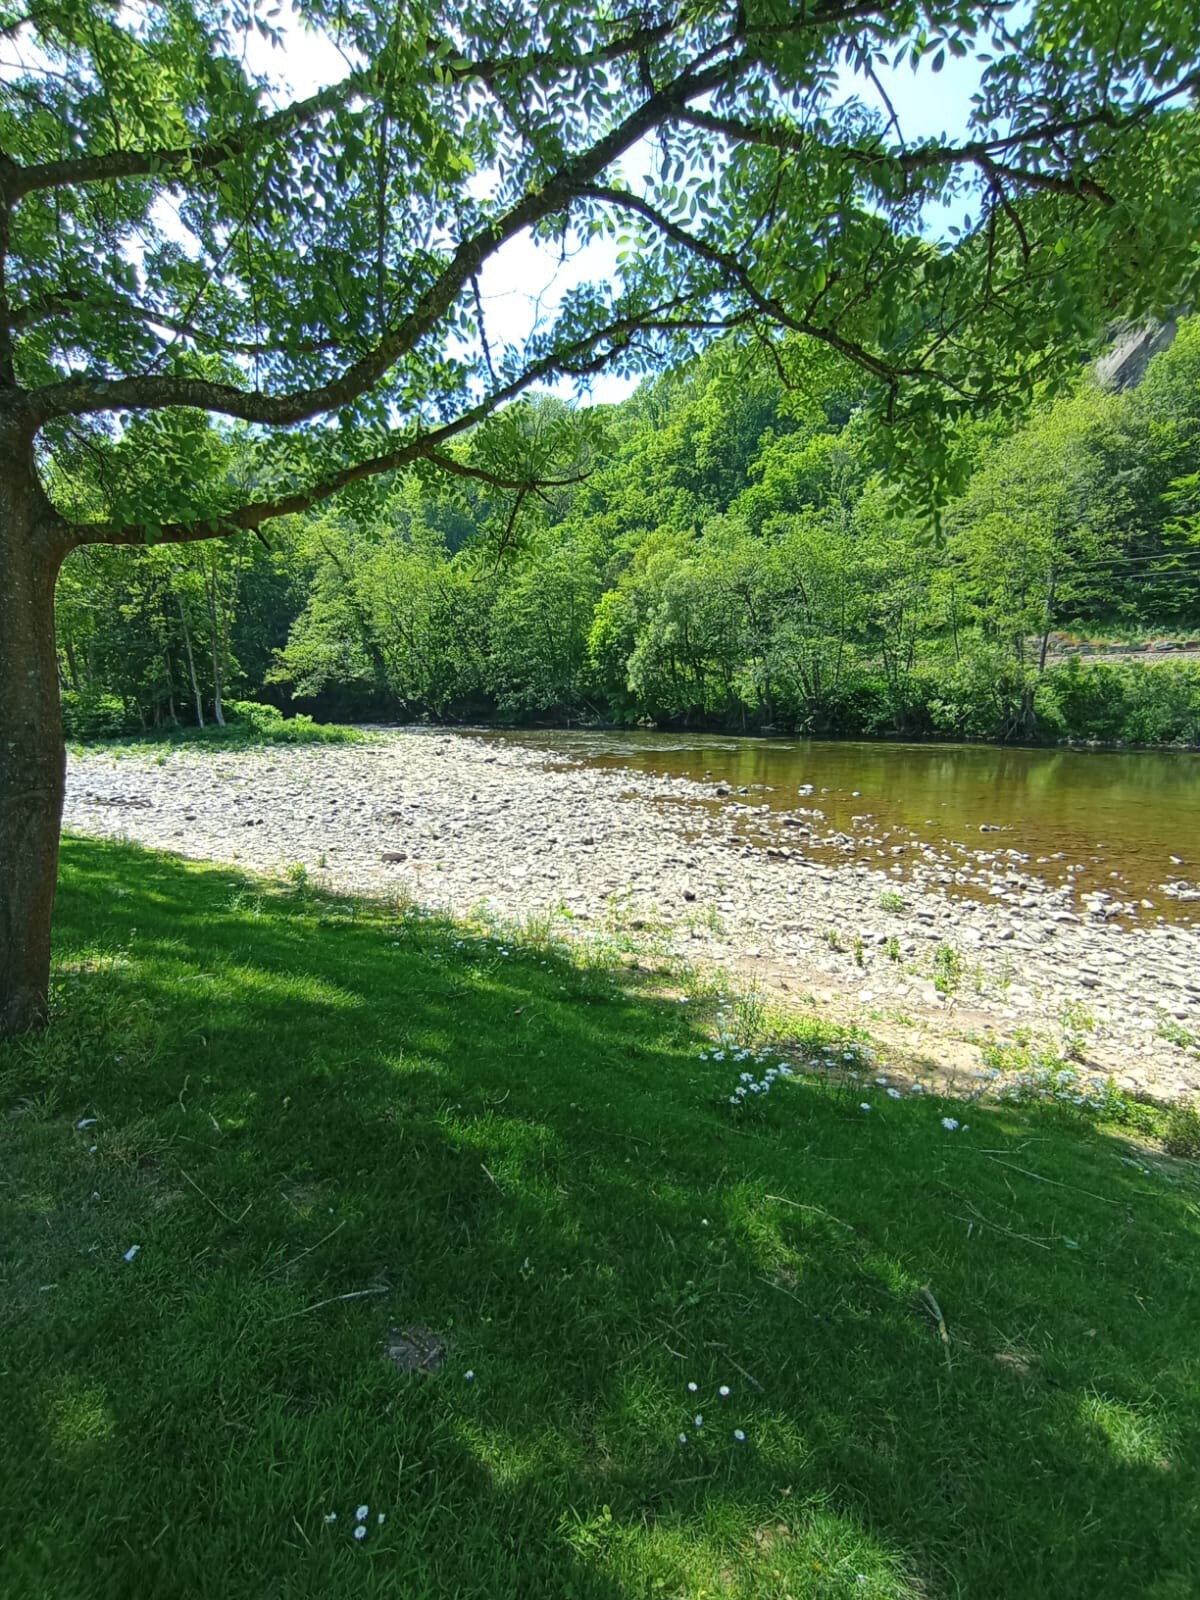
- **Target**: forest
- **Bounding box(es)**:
[58,316,1200,748]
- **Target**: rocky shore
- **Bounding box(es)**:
[65,730,1200,1100]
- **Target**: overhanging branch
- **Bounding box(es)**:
[23,52,746,432]
[63,298,742,549]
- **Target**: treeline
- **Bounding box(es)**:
[58,319,1200,745]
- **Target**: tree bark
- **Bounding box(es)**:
[0,419,71,1036]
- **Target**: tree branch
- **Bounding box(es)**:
[677,74,1200,204]
[2,68,376,202]
[577,183,905,390]
[63,298,739,549]
[6,289,345,355]
[24,53,748,431]
[0,11,708,203]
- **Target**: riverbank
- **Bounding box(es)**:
[65,730,1199,1101]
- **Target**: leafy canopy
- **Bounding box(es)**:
[2,0,1199,543]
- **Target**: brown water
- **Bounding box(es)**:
[467,730,1200,922]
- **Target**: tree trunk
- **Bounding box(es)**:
[0,424,71,1037]
[175,590,205,727]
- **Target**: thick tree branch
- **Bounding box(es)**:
[2,69,376,202]
[0,12,706,203]
[24,53,748,432]
[63,298,740,549]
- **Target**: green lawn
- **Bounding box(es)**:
[2,838,1197,1600]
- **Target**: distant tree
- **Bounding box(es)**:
[3,0,1200,1031]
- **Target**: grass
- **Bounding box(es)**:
[2,838,1198,1600]
[68,717,371,758]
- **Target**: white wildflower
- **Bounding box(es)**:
[356,1505,369,1522]
[353,1525,367,1542]
[694,1415,703,1427]
[323,1513,337,1525]
[122,1245,140,1263]
[887,1088,902,1100]
[941,1117,960,1131]
[718,1385,731,1398]
[733,1429,746,1442]
[464,1370,475,1381]
[687,1381,698,1392]
[678,1432,688,1444]
[859,1102,871,1112]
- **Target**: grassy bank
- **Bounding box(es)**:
[2,840,1197,1599]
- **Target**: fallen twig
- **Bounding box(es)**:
[984,1157,1122,1207]
[271,1286,390,1322]
[918,1285,952,1367]
[957,1200,1052,1250]
[704,1342,765,1391]
[765,1194,854,1230]
[265,1218,346,1280]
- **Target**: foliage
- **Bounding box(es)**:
[2,835,1198,1596]
[64,317,1200,746]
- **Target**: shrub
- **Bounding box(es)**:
[61,690,135,740]
[224,699,285,731]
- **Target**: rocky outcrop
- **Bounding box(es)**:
[1094,317,1180,390]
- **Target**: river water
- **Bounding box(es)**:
[467,730,1200,922]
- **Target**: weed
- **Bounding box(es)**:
[877,889,907,913]
[285,860,311,895]
[1163,1099,1200,1158]
[1060,999,1097,1062]
[932,942,963,997]
[1157,1014,1200,1055]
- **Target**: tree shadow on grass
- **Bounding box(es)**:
[1,837,1198,1600]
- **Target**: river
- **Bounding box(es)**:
[467,731,1200,922]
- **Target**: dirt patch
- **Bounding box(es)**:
[384,1325,451,1375]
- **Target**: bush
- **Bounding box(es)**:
[61,690,135,740]
[224,699,285,731]
[1041,658,1200,745]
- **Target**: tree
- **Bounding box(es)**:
[3,0,1199,1033]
